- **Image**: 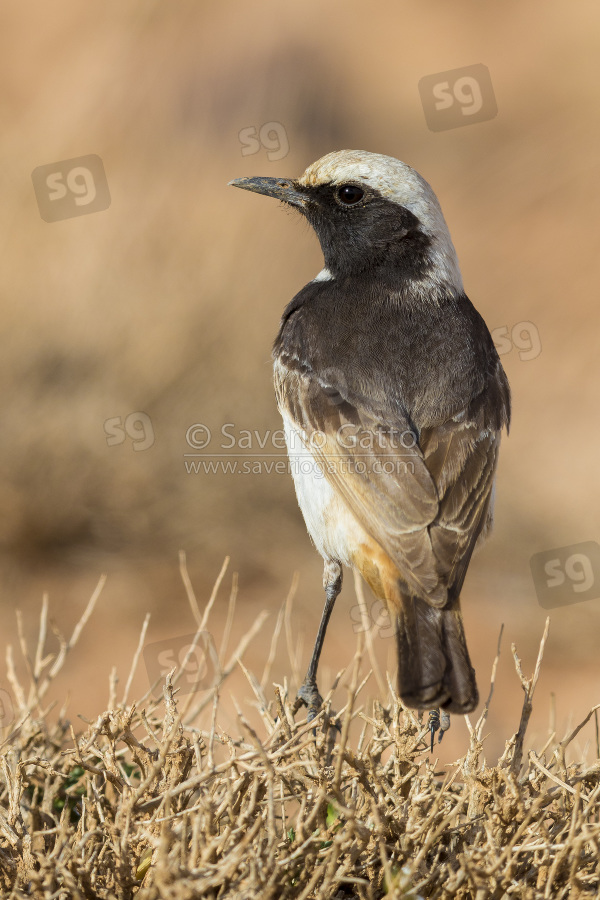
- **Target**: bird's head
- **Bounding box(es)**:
[230,149,463,294]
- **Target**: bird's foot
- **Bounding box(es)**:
[294,678,342,735]
[428,709,439,752]
[427,708,451,752]
[294,678,323,722]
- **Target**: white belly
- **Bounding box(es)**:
[282,416,365,565]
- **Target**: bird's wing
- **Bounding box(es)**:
[420,418,500,600]
[275,359,498,607]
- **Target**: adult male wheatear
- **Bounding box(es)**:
[230,150,510,722]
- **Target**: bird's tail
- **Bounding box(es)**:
[394,594,478,714]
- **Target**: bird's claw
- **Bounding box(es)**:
[294,679,341,734]
[427,708,450,752]
[294,678,323,721]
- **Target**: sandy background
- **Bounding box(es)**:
[1,0,599,761]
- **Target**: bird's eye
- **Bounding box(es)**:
[336,184,365,206]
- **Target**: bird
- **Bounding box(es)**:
[229,150,510,720]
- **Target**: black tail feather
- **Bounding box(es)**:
[395,595,478,714]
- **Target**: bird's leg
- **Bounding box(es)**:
[439,709,451,744]
[428,709,440,752]
[295,560,342,721]
[428,708,451,752]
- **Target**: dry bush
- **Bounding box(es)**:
[1,566,600,899]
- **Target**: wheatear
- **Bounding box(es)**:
[230,150,510,723]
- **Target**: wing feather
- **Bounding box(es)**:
[275,358,499,607]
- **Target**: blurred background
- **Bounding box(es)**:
[1,0,599,760]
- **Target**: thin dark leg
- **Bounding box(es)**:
[295,560,342,720]
[428,708,451,752]
[428,709,440,752]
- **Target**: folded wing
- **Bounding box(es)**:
[275,359,500,608]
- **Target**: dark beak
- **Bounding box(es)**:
[228,176,307,209]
